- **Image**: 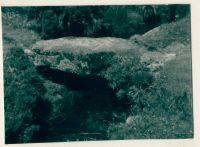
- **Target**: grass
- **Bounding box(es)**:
[141,16,191,49]
[108,114,193,139]
[161,49,192,97]
[106,15,193,139]
[2,12,40,57]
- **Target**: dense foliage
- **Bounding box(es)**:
[2,5,190,39]
[3,47,49,143]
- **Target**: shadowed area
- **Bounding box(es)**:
[37,65,111,91]
[36,65,126,111]
[35,65,128,141]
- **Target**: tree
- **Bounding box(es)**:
[142,5,157,26]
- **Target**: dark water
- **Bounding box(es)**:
[40,110,123,142]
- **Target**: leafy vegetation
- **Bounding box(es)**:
[3,47,48,143]
[2,5,190,39]
[105,46,193,139]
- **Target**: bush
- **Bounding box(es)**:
[4,47,47,143]
[107,80,193,139]
[103,55,153,109]
[26,6,111,39]
[155,4,190,24]
[81,52,115,74]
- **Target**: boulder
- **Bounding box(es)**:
[30,37,135,73]
[141,51,176,72]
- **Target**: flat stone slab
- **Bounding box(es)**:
[32,37,134,55]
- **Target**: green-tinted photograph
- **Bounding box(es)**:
[2,5,193,144]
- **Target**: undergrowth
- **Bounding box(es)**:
[105,49,193,139]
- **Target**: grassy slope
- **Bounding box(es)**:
[141,15,191,49]
[154,16,193,115]
[161,49,192,98]
[108,16,193,139]
[140,16,192,98]
[2,13,40,56]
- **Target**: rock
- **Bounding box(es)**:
[141,51,176,72]
[162,42,189,55]
[125,116,142,125]
[139,42,189,74]
[33,37,134,54]
[30,37,135,72]
[126,116,135,125]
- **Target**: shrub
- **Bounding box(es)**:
[107,81,193,139]
[103,6,144,38]
[39,10,61,39]
[25,6,111,39]
[4,47,47,143]
[103,55,153,109]
[81,52,115,74]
